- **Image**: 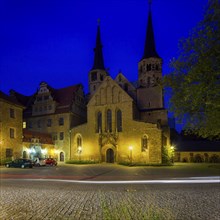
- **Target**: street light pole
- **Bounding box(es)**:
[129,146,133,165]
[69,129,72,160]
[78,146,82,162]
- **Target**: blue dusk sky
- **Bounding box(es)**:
[0,0,208,129]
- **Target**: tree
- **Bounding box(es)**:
[164,0,220,139]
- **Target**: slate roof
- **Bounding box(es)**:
[11,83,82,116]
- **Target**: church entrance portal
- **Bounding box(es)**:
[106,148,114,163]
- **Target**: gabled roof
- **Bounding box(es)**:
[88,76,134,106]
[11,83,83,116]
[0,90,24,108]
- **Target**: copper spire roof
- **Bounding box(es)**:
[92,22,105,70]
[142,2,160,59]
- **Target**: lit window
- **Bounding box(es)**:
[23,122,26,129]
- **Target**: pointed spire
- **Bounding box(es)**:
[92,20,105,70]
[142,1,160,59]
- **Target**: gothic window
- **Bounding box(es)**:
[59,117,64,126]
[156,64,159,71]
[118,75,122,82]
[147,77,151,85]
[91,71,97,81]
[100,74,104,81]
[77,135,82,147]
[147,64,151,71]
[93,85,96,91]
[97,111,102,133]
[116,109,122,132]
[141,135,148,152]
[106,109,112,132]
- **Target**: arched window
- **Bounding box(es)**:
[106,109,112,132]
[116,109,122,132]
[141,135,148,152]
[77,135,82,147]
[97,111,102,133]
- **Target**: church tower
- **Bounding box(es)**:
[137,1,164,112]
[138,2,162,88]
[88,22,108,97]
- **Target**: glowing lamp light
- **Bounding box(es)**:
[129,146,133,151]
[78,146,82,152]
[41,149,47,154]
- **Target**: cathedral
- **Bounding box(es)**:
[70,5,170,164]
[2,3,170,164]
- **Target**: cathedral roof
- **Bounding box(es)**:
[142,3,160,59]
[92,23,105,70]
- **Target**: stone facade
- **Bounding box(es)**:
[0,91,24,162]
[71,76,165,164]
[11,82,86,162]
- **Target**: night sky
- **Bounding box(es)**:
[0,0,207,129]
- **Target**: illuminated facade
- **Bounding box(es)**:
[0,91,24,162]
[3,3,170,164]
[11,83,86,162]
[70,6,170,164]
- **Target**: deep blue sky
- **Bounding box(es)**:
[0,0,207,129]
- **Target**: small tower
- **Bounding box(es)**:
[138,1,162,88]
[89,21,108,97]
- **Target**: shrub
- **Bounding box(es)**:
[209,154,220,163]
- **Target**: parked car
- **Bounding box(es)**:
[34,158,46,167]
[5,159,33,168]
[45,158,57,166]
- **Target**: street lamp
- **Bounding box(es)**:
[170,146,175,163]
[78,146,82,161]
[69,129,72,160]
[129,146,133,165]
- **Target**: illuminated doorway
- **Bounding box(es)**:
[106,148,114,163]
[60,152,64,162]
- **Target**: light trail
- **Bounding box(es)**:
[5,176,220,184]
